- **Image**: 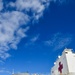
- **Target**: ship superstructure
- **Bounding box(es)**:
[12,72,29,75]
[51,48,75,75]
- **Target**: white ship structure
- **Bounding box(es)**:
[12,72,30,75]
[51,48,75,75]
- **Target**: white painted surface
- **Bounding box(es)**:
[66,51,75,73]
[51,48,75,75]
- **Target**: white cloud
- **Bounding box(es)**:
[0,11,30,59]
[9,0,50,20]
[0,0,50,60]
[9,2,15,7]
[45,33,73,50]
[0,69,11,74]
[0,0,69,60]
[25,34,40,46]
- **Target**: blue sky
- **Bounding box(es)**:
[0,0,75,75]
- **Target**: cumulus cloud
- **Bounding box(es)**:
[45,33,73,50]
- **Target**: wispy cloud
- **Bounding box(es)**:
[0,11,30,59]
[0,68,11,74]
[0,0,70,60]
[9,0,50,20]
[25,34,40,46]
[44,33,73,50]
[30,35,39,43]
[0,0,50,60]
[0,60,4,64]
